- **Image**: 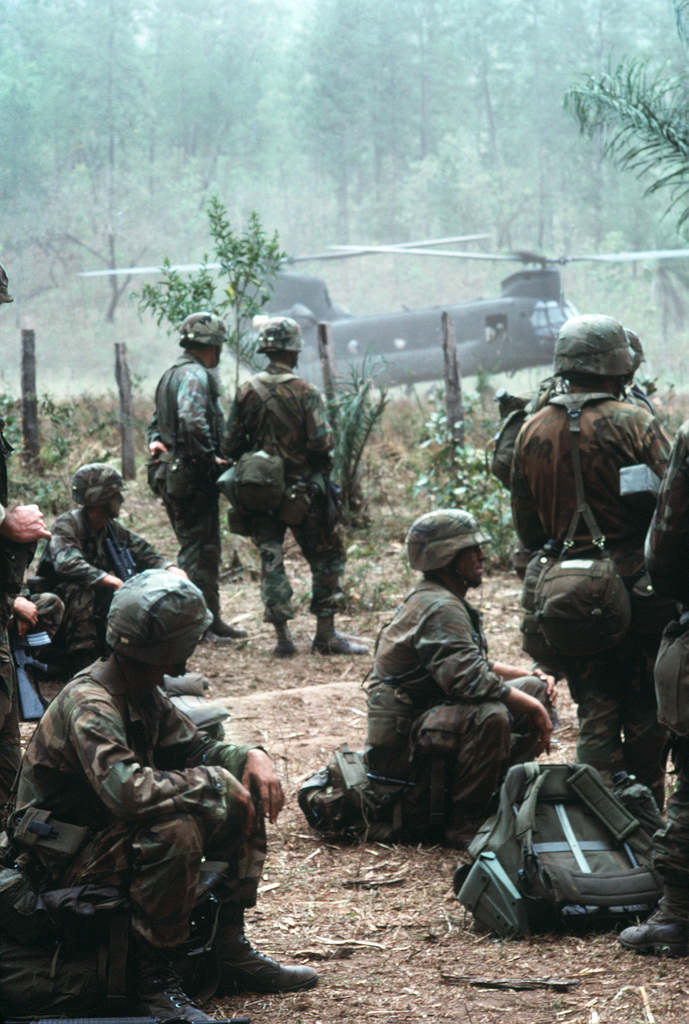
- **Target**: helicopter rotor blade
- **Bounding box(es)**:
[79,262,222,278]
[565,249,689,263]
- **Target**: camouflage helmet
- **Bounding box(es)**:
[106,570,212,665]
[179,311,226,349]
[0,264,13,304]
[406,508,491,572]
[256,316,303,354]
[554,314,633,378]
[72,463,125,507]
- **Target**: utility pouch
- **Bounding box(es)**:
[654,613,689,735]
[521,549,556,612]
[146,451,170,498]
[12,808,89,859]
[234,450,285,511]
[519,612,565,676]
[166,457,198,499]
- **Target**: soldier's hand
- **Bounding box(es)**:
[0,504,51,542]
[12,595,39,636]
[533,666,557,703]
[149,440,168,456]
[98,573,124,590]
[217,769,256,836]
[166,566,189,580]
[504,686,553,756]
[242,748,285,825]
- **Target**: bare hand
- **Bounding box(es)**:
[504,686,554,756]
[12,595,39,636]
[217,770,256,836]
[533,667,557,704]
[166,566,189,580]
[98,573,123,590]
[0,504,51,543]
[149,441,168,456]
[242,748,285,825]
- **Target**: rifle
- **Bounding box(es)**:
[105,523,137,582]
[10,629,50,721]
[4,1019,250,1024]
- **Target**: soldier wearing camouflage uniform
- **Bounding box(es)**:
[7,571,317,1021]
[0,263,51,814]
[619,420,689,957]
[37,464,183,679]
[365,509,554,848]
[147,312,246,644]
[223,316,366,657]
[511,314,671,808]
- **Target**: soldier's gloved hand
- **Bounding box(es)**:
[242,748,285,824]
[215,766,256,836]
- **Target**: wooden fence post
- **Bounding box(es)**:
[21,328,40,464]
[317,321,338,425]
[442,311,464,447]
[115,343,136,480]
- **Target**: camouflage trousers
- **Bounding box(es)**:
[651,736,689,890]
[162,484,222,621]
[58,805,267,949]
[366,676,548,834]
[563,632,668,810]
[251,498,345,624]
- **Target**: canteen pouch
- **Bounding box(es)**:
[654,614,689,735]
[166,457,198,499]
[279,481,314,526]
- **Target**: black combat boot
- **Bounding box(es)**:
[273,621,296,657]
[214,907,318,995]
[209,616,248,642]
[134,948,217,1023]
[312,616,368,655]
[619,887,689,957]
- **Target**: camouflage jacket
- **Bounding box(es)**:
[223,364,334,479]
[147,353,225,469]
[13,656,251,831]
[511,389,671,578]
[646,419,689,603]
[368,578,510,712]
[39,508,171,589]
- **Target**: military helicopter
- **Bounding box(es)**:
[80,240,689,386]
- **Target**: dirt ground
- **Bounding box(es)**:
[20,410,689,1024]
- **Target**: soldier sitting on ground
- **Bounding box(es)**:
[365,508,555,848]
[2,571,317,1021]
[34,463,188,680]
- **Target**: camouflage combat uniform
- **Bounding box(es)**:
[223,367,345,624]
[10,656,263,949]
[0,419,22,810]
[39,509,171,665]
[366,579,548,836]
[147,352,225,622]
[511,389,671,803]
[646,420,689,886]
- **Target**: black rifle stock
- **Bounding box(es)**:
[105,523,137,582]
[10,630,49,721]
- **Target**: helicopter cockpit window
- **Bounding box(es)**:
[347,339,359,355]
[485,315,508,345]
[394,337,406,350]
[531,300,576,339]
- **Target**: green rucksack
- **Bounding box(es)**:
[454,762,663,938]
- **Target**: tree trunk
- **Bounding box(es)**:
[442,312,464,447]
[21,329,40,465]
[115,343,136,480]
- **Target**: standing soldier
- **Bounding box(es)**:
[223,316,367,657]
[619,421,689,957]
[511,314,671,808]
[148,312,246,644]
[0,263,52,812]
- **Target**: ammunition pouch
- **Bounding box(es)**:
[166,456,199,500]
[654,613,689,735]
[279,480,314,526]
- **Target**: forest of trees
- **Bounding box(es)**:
[1,0,688,392]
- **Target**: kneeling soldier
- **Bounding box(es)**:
[8,571,317,1021]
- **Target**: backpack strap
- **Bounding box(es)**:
[567,764,639,842]
[548,393,609,556]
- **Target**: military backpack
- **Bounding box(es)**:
[454,762,663,938]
